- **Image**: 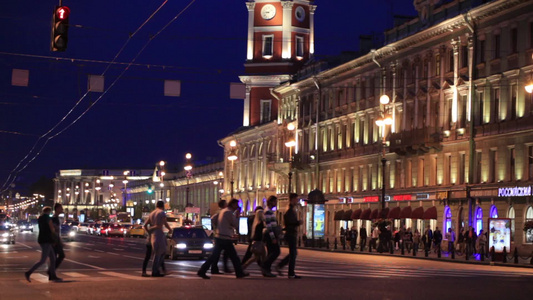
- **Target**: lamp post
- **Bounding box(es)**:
[95,179,101,218]
[159,160,166,205]
[375,94,392,211]
[285,123,296,194]
[184,153,193,207]
[228,140,238,199]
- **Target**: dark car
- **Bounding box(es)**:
[60,224,76,242]
[166,227,214,260]
[19,221,34,232]
[0,225,15,244]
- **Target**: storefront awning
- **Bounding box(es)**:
[360,208,372,220]
[351,208,362,220]
[370,209,379,220]
[423,206,437,220]
[379,207,390,219]
[334,210,344,221]
[400,206,412,218]
[388,206,401,219]
[411,207,425,219]
[342,209,353,221]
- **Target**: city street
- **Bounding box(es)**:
[1,231,533,299]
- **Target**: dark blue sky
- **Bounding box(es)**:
[0,0,416,193]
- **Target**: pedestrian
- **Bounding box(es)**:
[433,226,443,253]
[446,228,456,253]
[359,224,367,251]
[469,227,478,254]
[241,206,263,267]
[146,200,171,277]
[423,225,433,253]
[142,216,167,277]
[276,193,303,279]
[50,203,65,277]
[340,227,346,249]
[210,199,230,274]
[261,195,281,277]
[393,228,400,250]
[349,225,358,251]
[25,206,62,282]
[477,229,487,255]
[370,225,379,251]
[197,199,249,279]
[403,228,413,252]
[242,209,266,270]
[412,229,421,253]
[457,228,465,253]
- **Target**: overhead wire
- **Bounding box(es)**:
[1,0,198,193]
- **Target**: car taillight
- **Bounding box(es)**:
[120,229,124,232]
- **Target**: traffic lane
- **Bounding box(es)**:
[3,270,533,300]
[291,246,533,276]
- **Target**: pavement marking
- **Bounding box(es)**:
[94,249,104,253]
[0,251,18,254]
[123,255,143,260]
[16,242,34,249]
[113,248,124,251]
[81,247,93,251]
[61,272,89,278]
[31,273,50,283]
[99,271,154,281]
[107,252,119,256]
[87,255,101,259]
[63,258,104,270]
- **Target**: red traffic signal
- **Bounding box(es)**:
[51,6,70,52]
[55,6,70,20]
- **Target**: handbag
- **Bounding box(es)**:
[251,241,265,255]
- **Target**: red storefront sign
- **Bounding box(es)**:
[364,196,379,202]
[393,194,412,201]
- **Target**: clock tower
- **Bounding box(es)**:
[239,0,315,127]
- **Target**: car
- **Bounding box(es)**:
[128,224,146,238]
[60,224,76,242]
[87,223,100,235]
[107,224,125,237]
[121,224,132,236]
[0,225,15,244]
[98,223,111,236]
[19,221,34,232]
[78,223,90,233]
[166,226,214,260]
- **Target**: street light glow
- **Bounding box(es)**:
[287,123,295,131]
[526,83,533,94]
[285,140,296,147]
[379,94,390,105]
[229,140,237,147]
[185,153,192,159]
[159,161,165,167]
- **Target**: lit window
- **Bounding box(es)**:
[489,205,498,218]
[260,100,271,123]
[475,207,483,235]
[444,206,452,234]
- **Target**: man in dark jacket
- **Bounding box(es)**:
[359,224,367,251]
[275,193,302,279]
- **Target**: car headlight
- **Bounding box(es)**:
[1,233,8,237]
[69,231,76,236]
[203,243,214,249]
[176,243,187,249]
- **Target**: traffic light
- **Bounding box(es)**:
[147,185,153,194]
[51,6,70,51]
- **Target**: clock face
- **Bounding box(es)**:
[261,4,276,20]
[295,6,305,22]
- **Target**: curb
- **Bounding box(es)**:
[291,245,533,269]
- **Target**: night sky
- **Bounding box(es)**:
[0,0,416,194]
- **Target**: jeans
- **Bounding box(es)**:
[53,243,65,269]
[262,235,280,273]
[278,234,297,276]
[143,244,166,274]
[27,243,56,277]
[199,238,245,277]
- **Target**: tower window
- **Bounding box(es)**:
[296,36,304,58]
[260,99,271,123]
[262,35,274,58]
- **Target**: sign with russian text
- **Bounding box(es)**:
[488,218,511,253]
[364,196,379,202]
[393,194,411,201]
[498,186,532,197]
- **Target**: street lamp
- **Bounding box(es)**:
[95,179,101,218]
[375,94,392,211]
[285,123,296,194]
[227,140,238,199]
[184,153,193,207]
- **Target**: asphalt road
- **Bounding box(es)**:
[1,230,533,300]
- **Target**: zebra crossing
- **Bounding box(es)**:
[23,263,533,284]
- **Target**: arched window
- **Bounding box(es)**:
[508,207,515,242]
[475,207,483,235]
[490,205,498,218]
[444,206,452,233]
[526,207,533,243]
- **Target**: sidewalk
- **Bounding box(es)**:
[291,241,533,269]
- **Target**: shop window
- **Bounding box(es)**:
[526,207,533,243]
[508,207,515,242]
[475,207,483,235]
[444,206,452,234]
[489,205,498,218]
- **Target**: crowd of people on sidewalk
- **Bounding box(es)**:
[338,223,490,257]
